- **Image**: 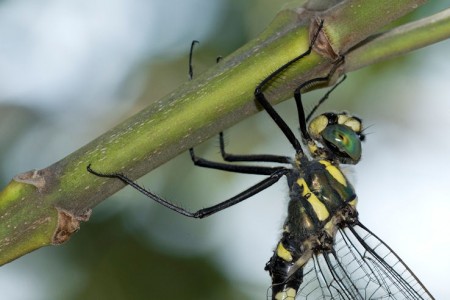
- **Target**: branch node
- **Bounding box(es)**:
[13,169,46,192]
[52,208,92,245]
[311,17,338,60]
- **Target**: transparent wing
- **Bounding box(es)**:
[295,222,434,300]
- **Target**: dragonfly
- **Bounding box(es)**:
[87,20,435,299]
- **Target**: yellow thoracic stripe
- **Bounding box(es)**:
[319,160,347,187]
[297,178,329,221]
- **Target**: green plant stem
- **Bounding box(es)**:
[320,0,427,54]
[1,0,448,266]
[346,7,450,71]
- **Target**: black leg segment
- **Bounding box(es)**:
[87,164,289,218]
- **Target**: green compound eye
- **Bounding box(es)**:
[322,124,361,162]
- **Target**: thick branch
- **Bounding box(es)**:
[1,0,448,266]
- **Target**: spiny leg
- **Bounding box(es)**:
[218,132,291,164]
[305,75,347,123]
[87,164,289,218]
[253,20,324,154]
[188,40,199,80]
[188,41,291,165]
[189,148,288,175]
[293,59,346,142]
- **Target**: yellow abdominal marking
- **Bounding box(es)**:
[297,178,329,221]
[276,242,293,262]
[319,160,347,187]
[275,288,297,300]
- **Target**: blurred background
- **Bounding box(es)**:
[0,0,449,299]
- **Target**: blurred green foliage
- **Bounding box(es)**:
[63,216,249,300]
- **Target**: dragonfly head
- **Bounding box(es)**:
[308,112,365,164]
